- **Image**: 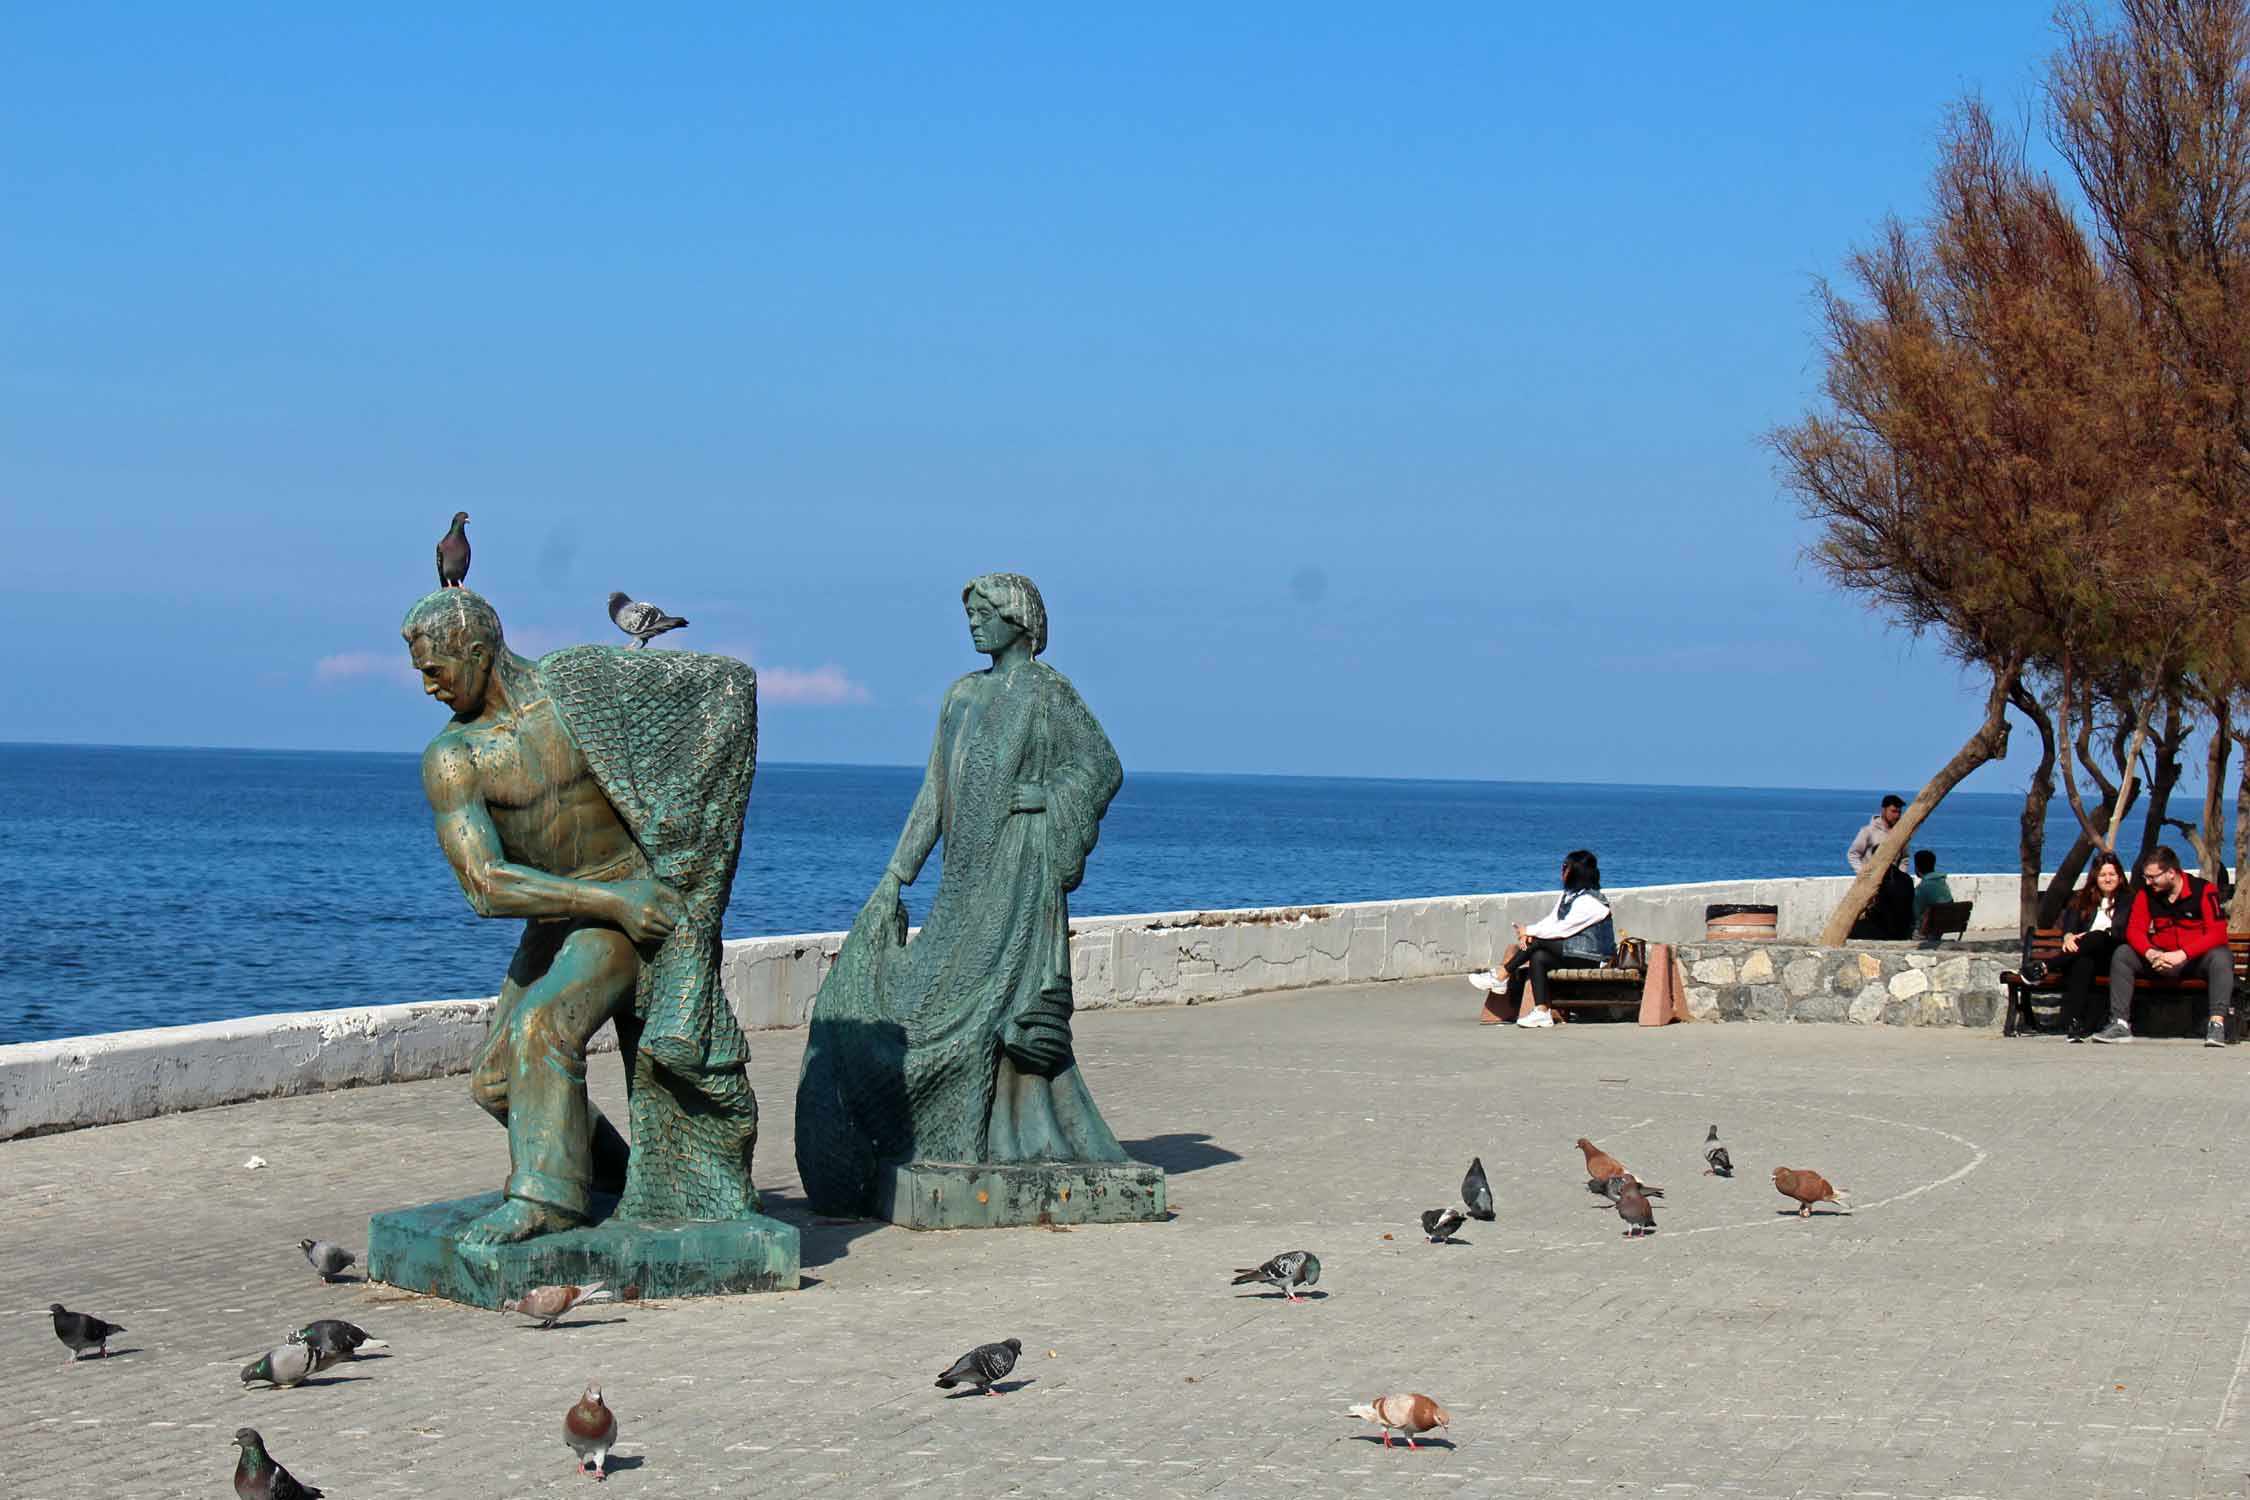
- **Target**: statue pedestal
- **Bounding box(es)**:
[367,1191,800,1309]
[874,1160,1167,1230]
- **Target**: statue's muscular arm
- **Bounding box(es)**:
[422,734,678,942]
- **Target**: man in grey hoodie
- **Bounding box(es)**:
[1847,795,1914,938]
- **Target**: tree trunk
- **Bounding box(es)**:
[2199,698,2232,882]
[2038,832,2097,927]
[2131,693,2186,868]
[1820,656,2022,947]
[2009,680,2057,937]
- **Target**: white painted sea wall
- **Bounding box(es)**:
[0,873,2029,1139]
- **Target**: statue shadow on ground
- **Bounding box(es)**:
[1117,1133,1240,1176]
[753,1188,891,1277]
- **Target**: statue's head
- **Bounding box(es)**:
[963,572,1047,658]
[400,588,508,716]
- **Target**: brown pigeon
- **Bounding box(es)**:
[1773,1167,1851,1218]
[1614,1174,1657,1238]
[1346,1392,1453,1449]
[1576,1137,1626,1182]
[435,511,471,588]
[501,1282,615,1328]
[565,1382,617,1480]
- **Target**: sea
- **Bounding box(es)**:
[0,743,2118,1045]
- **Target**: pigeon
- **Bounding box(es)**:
[1230,1250,1321,1302]
[1419,1207,1467,1243]
[1576,1137,1627,1183]
[1346,1393,1453,1450]
[935,1337,1022,1396]
[435,511,471,589]
[565,1381,618,1480]
[50,1304,124,1363]
[1614,1174,1658,1238]
[502,1282,616,1328]
[1703,1125,1734,1178]
[232,1427,323,1500]
[289,1320,386,1362]
[607,592,689,648]
[298,1239,356,1281]
[1461,1156,1495,1221]
[1591,1174,1666,1205]
[241,1340,332,1389]
[1773,1166,1852,1218]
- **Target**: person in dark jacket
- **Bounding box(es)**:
[2058,852,2128,1041]
[2091,846,2234,1046]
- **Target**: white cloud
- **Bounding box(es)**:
[315,651,418,688]
[758,664,873,705]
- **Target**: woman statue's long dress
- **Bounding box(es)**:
[794,573,1130,1215]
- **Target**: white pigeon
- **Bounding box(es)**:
[607,592,688,648]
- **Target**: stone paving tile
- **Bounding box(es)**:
[11,978,2250,1496]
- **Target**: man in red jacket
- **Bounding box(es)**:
[2091,847,2235,1046]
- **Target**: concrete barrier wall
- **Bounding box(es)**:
[0,872,2030,1138]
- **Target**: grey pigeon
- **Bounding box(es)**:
[1230,1249,1321,1302]
[1703,1125,1734,1177]
[290,1319,386,1362]
[1462,1156,1495,1221]
[241,1340,329,1389]
[608,591,689,648]
[1419,1207,1467,1243]
[1590,1174,1665,1206]
[1614,1174,1657,1238]
[50,1303,124,1362]
[233,1427,323,1500]
[298,1239,355,1281]
[935,1337,1022,1396]
[435,511,471,589]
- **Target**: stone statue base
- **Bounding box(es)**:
[874,1160,1166,1230]
[367,1192,800,1308]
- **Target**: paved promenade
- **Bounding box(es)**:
[12,978,2250,1498]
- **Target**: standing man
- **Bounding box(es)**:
[1847,795,1914,939]
[2091,846,2234,1047]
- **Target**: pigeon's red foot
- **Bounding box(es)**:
[1381,1432,1394,1448]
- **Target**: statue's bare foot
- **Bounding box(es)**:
[460,1198,578,1245]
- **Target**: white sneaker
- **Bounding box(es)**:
[1515,1007,1555,1028]
[1469,969,1502,994]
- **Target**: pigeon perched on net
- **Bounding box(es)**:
[1419,1207,1467,1243]
[435,511,471,589]
[1346,1393,1453,1449]
[241,1339,333,1389]
[1461,1156,1495,1221]
[565,1381,618,1480]
[298,1239,356,1281]
[1230,1250,1321,1302]
[607,591,689,648]
[1614,1174,1658,1238]
[935,1337,1022,1396]
[289,1320,386,1362]
[233,1428,323,1500]
[1703,1125,1734,1178]
[1773,1166,1851,1218]
[502,1282,616,1328]
[50,1303,124,1362]
[1591,1174,1666,1206]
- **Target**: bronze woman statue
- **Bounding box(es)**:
[795,573,1128,1214]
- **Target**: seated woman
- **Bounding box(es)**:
[1477,849,1617,1027]
[2060,852,2128,1041]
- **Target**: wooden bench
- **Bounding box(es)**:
[1476,939,1649,1023]
[2002,929,2250,1037]
[1917,900,1973,943]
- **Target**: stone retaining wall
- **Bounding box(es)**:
[0,871,2036,1137]
[1673,941,2009,1029]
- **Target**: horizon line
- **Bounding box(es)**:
[0,736,2056,802]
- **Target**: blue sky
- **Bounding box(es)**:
[3,4,2077,789]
